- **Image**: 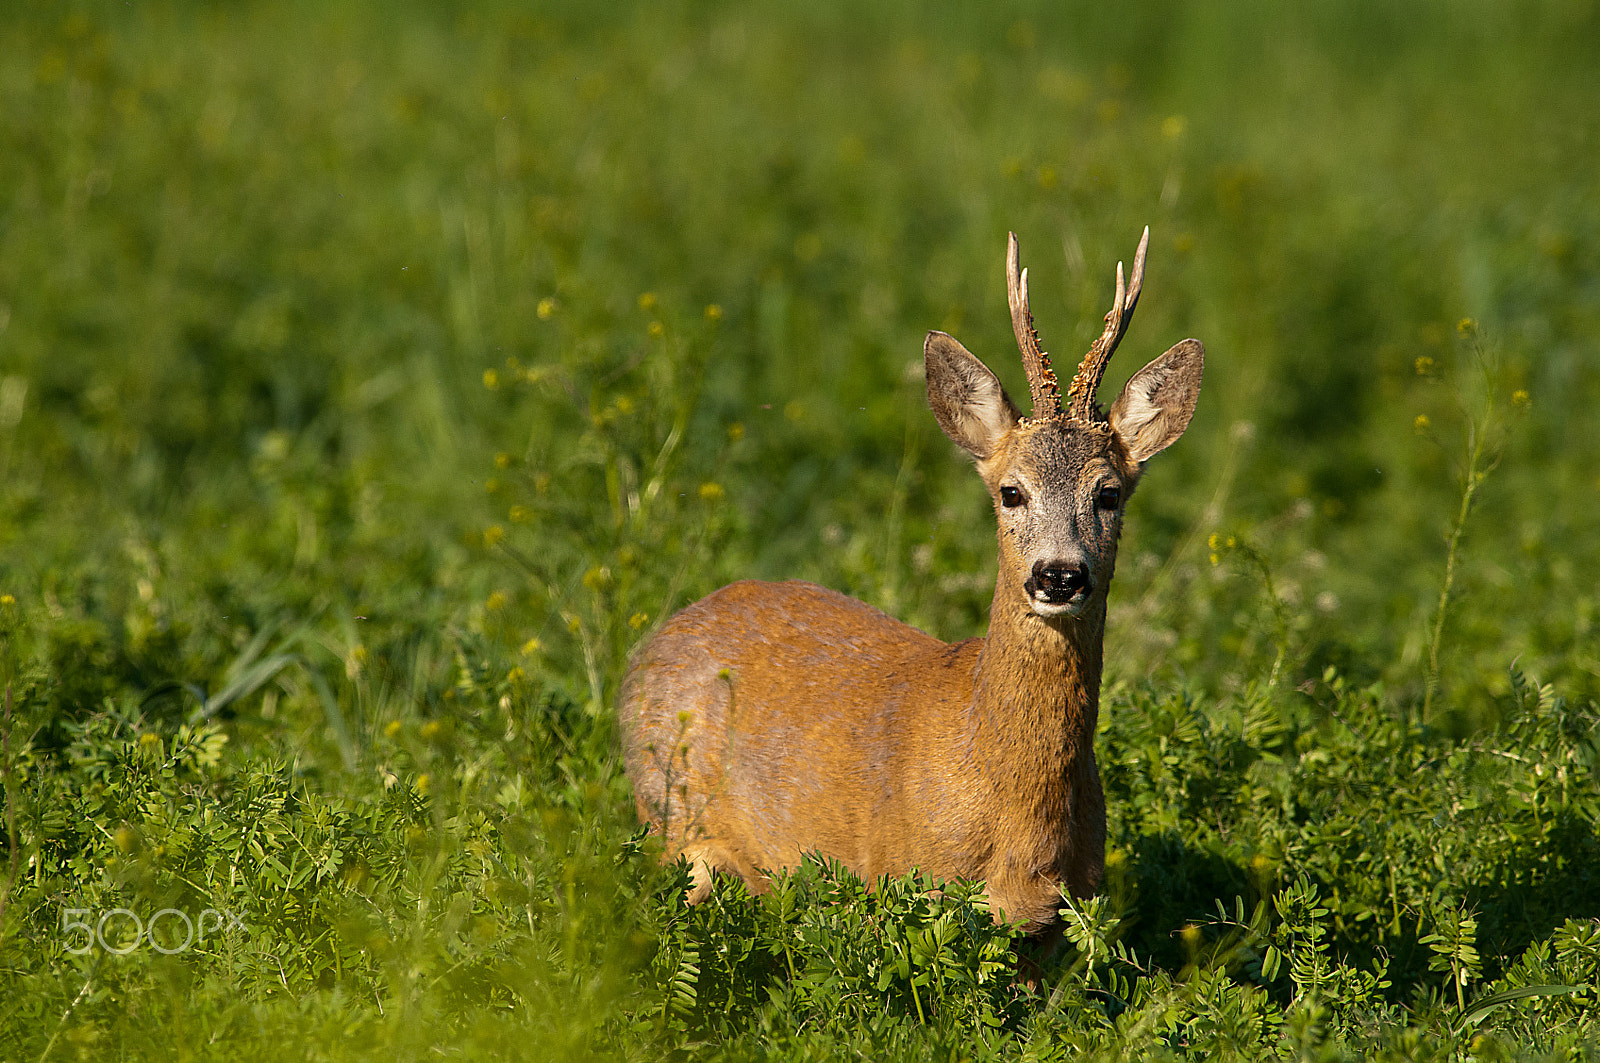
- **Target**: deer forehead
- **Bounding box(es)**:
[987,418,1132,493]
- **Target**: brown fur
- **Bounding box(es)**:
[618,233,1202,933]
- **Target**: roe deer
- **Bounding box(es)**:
[620,229,1203,932]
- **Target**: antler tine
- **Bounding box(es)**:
[1006,232,1061,417]
[1067,226,1150,421]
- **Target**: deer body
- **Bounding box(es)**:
[621,230,1202,932]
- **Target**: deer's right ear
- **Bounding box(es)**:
[925,331,1020,460]
[1108,338,1204,465]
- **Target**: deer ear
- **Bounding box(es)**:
[1108,338,1203,464]
[925,331,1020,460]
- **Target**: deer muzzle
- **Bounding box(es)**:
[1025,559,1094,617]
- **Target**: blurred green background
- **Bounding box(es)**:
[5,0,1596,714]
[1,1,1598,1058]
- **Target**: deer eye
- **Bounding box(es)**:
[1096,484,1121,510]
[999,485,1024,508]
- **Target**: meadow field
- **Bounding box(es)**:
[1,1,1598,1058]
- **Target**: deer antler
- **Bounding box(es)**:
[1007,232,1061,419]
[1065,226,1148,421]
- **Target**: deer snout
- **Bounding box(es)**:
[1025,559,1093,615]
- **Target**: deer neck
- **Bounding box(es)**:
[970,576,1103,784]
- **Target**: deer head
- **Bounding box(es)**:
[926,229,1203,620]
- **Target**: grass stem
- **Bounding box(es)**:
[1423,404,1502,720]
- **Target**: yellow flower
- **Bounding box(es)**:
[482,368,500,389]
[1457,317,1477,337]
[0,594,14,607]
[508,505,531,524]
[384,720,402,738]
[628,612,649,629]
[521,637,542,655]
[416,773,431,794]
[1414,355,1434,375]
[704,303,723,321]
[536,297,557,319]
[485,591,508,611]
[420,720,443,740]
[1511,389,1531,408]
[698,482,725,502]
[582,566,611,591]
[494,452,511,469]
[139,732,160,749]
[647,320,665,338]
[637,291,657,311]
[507,666,525,683]
[1207,532,1221,550]
[483,525,505,547]
[727,422,745,442]
[1161,115,1186,139]
[1414,414,1431,432]
[484,477,500,494]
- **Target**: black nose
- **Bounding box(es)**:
[1029,560,1092,601]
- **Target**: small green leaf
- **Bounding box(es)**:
[1462,985,1581,1027]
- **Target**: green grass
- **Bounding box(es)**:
[2,1,1598,1058]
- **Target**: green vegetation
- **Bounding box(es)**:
[2,1,1598,1058]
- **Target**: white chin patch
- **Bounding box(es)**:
[1030,597,1087,619]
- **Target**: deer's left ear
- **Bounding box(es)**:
[925,330,1021,460]
[1108,338,1204,464]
